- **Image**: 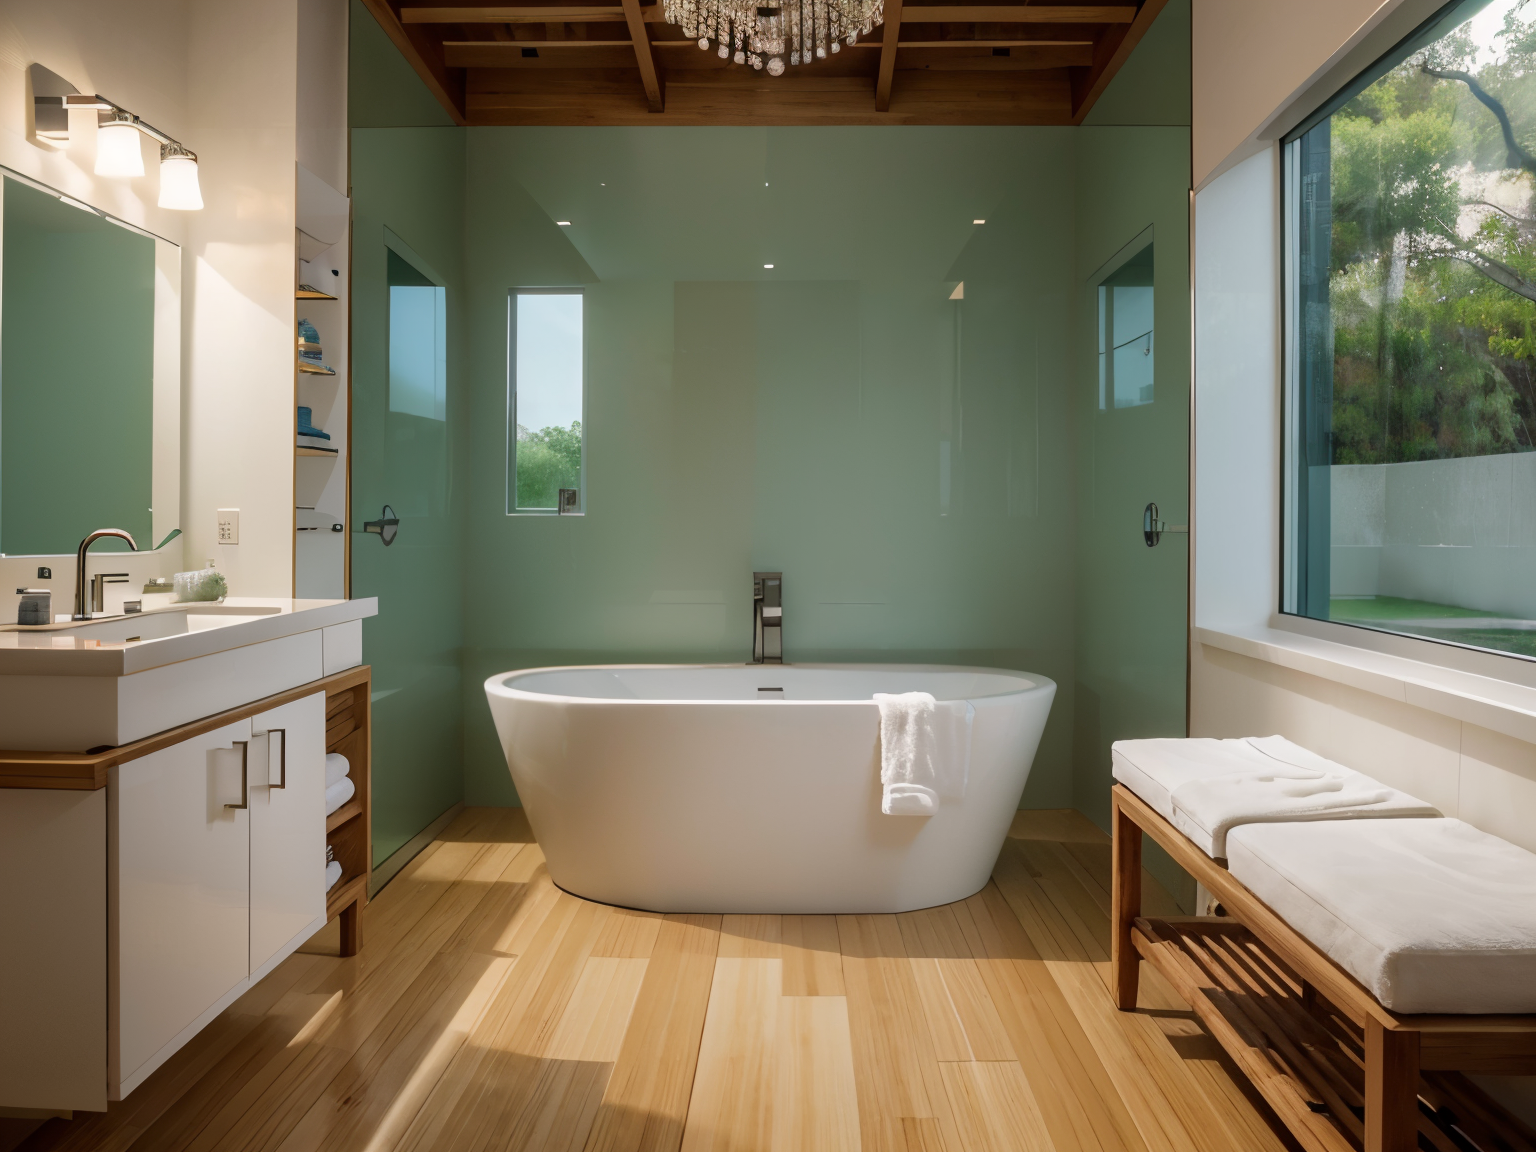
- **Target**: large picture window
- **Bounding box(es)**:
[1283,0,1536,659]
[508,289,584,514]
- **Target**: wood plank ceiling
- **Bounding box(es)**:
[361,0,1168,125]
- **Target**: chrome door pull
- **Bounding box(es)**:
[1143,502,1188,548]
[363,505,399,546]
[225,740,250,809]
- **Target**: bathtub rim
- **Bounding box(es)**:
[483,661,1057,707]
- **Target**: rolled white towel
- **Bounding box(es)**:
[325,775,355,816]
[325,752,350,787]
[873,692,975,816]
[325,859,343,892]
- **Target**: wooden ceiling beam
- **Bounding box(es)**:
[359,0,469,123]
[403,5,625,20]
[875,0,903,110]
[901,4,1132,20]
[619,0,665,110]
[1067,0,1163,121]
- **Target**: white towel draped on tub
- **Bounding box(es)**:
[874,692,975,815]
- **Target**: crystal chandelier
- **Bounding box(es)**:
[664,0,884,77]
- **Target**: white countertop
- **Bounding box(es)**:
[0,597,378,676]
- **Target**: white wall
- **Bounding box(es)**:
[1332,456,1536,617]
[1191,0,1446,189]
[0,1,314,602]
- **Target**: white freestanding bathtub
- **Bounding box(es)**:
[483,664,1056,914]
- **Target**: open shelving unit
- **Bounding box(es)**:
[294,2,351,602]
[323,665,371,955]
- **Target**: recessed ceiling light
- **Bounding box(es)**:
[973,218,985,224]
[764,263,774,269]
[557,220,572,226]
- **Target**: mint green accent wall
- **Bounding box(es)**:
[458,127,1081,808]
[349,8,1194,875]
[1083,0,1191,127]
[2,177,154,556]
[349,0,456,128]
[350,127,468,866]
[1073,125,1192,904]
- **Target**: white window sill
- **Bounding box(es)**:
[1196,622,1536,746]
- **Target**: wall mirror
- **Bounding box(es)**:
[0,172,179,558]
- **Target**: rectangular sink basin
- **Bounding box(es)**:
[0,603,284,644]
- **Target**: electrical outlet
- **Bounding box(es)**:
[217,508,239,545]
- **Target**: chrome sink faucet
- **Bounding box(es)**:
[74,529,138,620]
[752,571,783,664]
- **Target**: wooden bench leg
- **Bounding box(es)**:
[338,896,363,957]
[1365,1018,1419,1152]
[1112,790,1142,1011]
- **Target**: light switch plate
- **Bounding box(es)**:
[217,508,239,545]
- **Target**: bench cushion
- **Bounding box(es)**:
[1112,736,1439,857]
[1227,818,1536,1014]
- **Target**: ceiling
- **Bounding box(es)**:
[359,0,1169,126]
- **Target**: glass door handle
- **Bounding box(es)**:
[1143,502,1188,548]
[363,505,399,546]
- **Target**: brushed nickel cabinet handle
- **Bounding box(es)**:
[225,740,249,809]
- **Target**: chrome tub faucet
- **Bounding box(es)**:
[752,571,782,664]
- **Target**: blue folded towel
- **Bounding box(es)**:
[297,406,330,439]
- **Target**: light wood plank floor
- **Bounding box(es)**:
[15,808,1296,1152]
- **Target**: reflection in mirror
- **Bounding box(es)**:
[1097,241,1154,411]
[1,176,155,555]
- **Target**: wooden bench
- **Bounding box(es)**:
[1111,782,1536,1152]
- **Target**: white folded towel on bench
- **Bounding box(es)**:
[1113,735,1439,856]
[1228,818,1536,1014]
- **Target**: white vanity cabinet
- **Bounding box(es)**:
[111,694,326,1099]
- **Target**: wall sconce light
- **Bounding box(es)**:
[158,143,203,211]
[32,82,206,211]
[94,110,144,178]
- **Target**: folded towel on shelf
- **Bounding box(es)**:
[325,775,355,816]
[873,692,975,816]
[1112,735,1440,857]
[325,859,343,893]
[325,752,350,788]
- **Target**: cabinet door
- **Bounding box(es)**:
[249,692,326,976]
[115,718,251,1091]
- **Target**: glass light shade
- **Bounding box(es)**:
[158,153,203,210]
[94,119,144,178]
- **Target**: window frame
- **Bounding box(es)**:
[1275,0,1536,671]
[506,286,587,517]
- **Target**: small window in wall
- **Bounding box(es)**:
[508,290,584,513]
[1098,242,1154,410]
[388,249,446,420]
[1282,0,1536,660]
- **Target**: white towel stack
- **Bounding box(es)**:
[873,692,975,816]
[325,752,354,816]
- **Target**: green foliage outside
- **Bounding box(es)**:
[1327,5,1536,464]
[515,421,581,509]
